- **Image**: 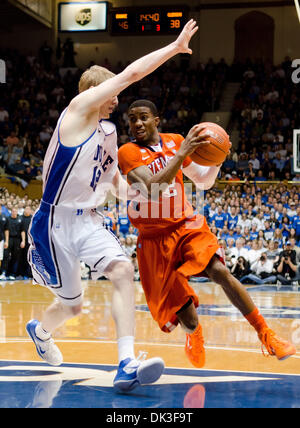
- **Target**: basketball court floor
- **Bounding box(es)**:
[0,278,299,408]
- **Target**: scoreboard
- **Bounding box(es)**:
[110,6,188,35]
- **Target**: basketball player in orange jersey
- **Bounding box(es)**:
[118,99,296,368]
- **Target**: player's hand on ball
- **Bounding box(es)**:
[179,124,211,158]
[174,19,198,55]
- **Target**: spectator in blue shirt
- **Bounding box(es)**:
[222,154,236,173]
[254,170,267,182]
[227,206,239,230]
[203,203,210,220]
[211,206,227,230]
[233,225,243,241]
[272,153,286,175]
[219,225,230,243]
[292,212,300,240]
[117,213,130,237]
[263,220,275,241]
[104,215,114,230]
[1,203,10,217]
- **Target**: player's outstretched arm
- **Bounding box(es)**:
[72,19,198,114]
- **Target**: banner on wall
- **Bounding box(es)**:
[58,1,108,32]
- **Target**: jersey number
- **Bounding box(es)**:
[90,166,102,192]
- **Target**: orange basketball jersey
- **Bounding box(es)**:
[118,133,195,234]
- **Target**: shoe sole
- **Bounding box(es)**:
[113,378,140,392]
[278,355,294,361]
[277,347,296,361]
[137,357,165,385]
[185,349,205,368]
[185,354,205,368]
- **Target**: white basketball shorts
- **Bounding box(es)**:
[28,201,130,306]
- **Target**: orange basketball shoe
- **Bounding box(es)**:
[185,323,205,368]
[258,328,296,360]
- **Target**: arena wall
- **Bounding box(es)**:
[1,1,299,67]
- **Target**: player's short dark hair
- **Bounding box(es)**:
[128,99,158,117]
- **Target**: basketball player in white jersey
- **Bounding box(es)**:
[25,20,198,392]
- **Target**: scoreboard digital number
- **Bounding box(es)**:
[111,7,188,35]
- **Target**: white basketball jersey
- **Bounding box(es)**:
[42,110,118,209]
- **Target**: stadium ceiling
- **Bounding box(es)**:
[0,0,52,32]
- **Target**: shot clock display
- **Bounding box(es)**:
[111,7,188,35]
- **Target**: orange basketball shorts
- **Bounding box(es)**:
[136,215,220,333]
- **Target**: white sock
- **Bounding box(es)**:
[117,336,135,363]
[35,323,51,341]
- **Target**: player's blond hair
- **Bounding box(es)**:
[78,65,115,93]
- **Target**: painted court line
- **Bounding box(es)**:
[0,337,299,358]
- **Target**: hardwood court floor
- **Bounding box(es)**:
[0,279,299,408]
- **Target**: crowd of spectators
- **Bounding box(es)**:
[205,182,300,286]
[224,58,300,181]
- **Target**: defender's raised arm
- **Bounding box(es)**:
[71,19,198,114]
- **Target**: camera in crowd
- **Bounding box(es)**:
[283,253,291,262]
[260,254,267,262]
[282,246,293,263]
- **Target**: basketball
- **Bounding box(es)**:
[190,122,231,166]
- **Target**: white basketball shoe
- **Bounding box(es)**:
[26,319,63,366]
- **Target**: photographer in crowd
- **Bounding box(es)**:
[240,252,276,285]
[275,241,298,285]
[231,256,250,280]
